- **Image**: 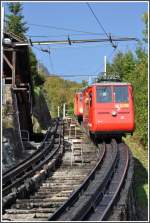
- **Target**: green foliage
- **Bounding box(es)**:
[125,136,148,220]
[32,115,42,133]
[6,3,28,38]
[133,46,148,146]
[43,77,82,117]
[39,62,50,76]
[142,12,148,43]
[29,49,46,87]
[106,51,136,81]
[81,80,88,87]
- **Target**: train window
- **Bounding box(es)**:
[114,86,128,103]
[96,86,112,103]
[80,94,82,102]
[89,93,92,106]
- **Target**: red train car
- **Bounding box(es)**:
[82,82,135,137]
[74,92,83,123]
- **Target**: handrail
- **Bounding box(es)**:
[11,90,24,151]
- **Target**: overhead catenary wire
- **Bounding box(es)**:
[34,46,55,74]
[86,2,109,38]
[38,49,117,79]
[28,23,105,35]
[86,2,117,48]
[32,39,133,82]
[33,49,116,79]
[5,18,105,36]
[47,74,98,77]
[26,33,106,38]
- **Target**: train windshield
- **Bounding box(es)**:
[96,86,112,103]
[114,86,128,103]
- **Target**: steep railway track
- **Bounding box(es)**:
[49,139,130,221]
[2,118,102,221]
[2,118,133,221]
[2,119,63,215]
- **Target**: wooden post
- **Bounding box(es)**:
[63,103,66,119]
[58,106,60,117]
[12,50,16,87]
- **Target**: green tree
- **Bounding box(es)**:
[43,76,82,117]
[106,51,136,82]
[29,49,46,87]
[142,12,148,43]
[6,3,28,38]
[81,80,88,87]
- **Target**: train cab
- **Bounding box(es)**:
[82,82,135,137]
[74,92,83,123]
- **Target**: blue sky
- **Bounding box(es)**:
[3,1,148,83]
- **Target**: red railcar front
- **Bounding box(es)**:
[74,92,83,122]
[82,83,135,136]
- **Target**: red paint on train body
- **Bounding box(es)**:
[74,92,83,121]
[82,82,135,136]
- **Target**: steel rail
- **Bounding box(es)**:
[48,139,119,221]
[2,121,56,176]
[3,128,55,186]
[99,143,129,221]
[3,122,64,213]
[3,139,59,196]
[2,120,61,196]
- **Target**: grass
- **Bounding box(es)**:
[124,135,148,220]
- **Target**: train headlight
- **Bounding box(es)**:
[79,108,83,113]
[112,111,117,116]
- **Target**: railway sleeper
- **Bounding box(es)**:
[51,169,88,174]
[12,201,63,209]
[29,194,71,200]
[3,213,39,221]
[14,196,69,203]
[46,176,86,180]
[5,207,57,214]
[38,186,79,192]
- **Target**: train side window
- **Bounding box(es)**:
[96,86,112,103]
[89,93,92,106]
[80,94,82,102]
[114,86,128,103]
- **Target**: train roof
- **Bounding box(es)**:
[91,82,132,86]
[81,82,132,92]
